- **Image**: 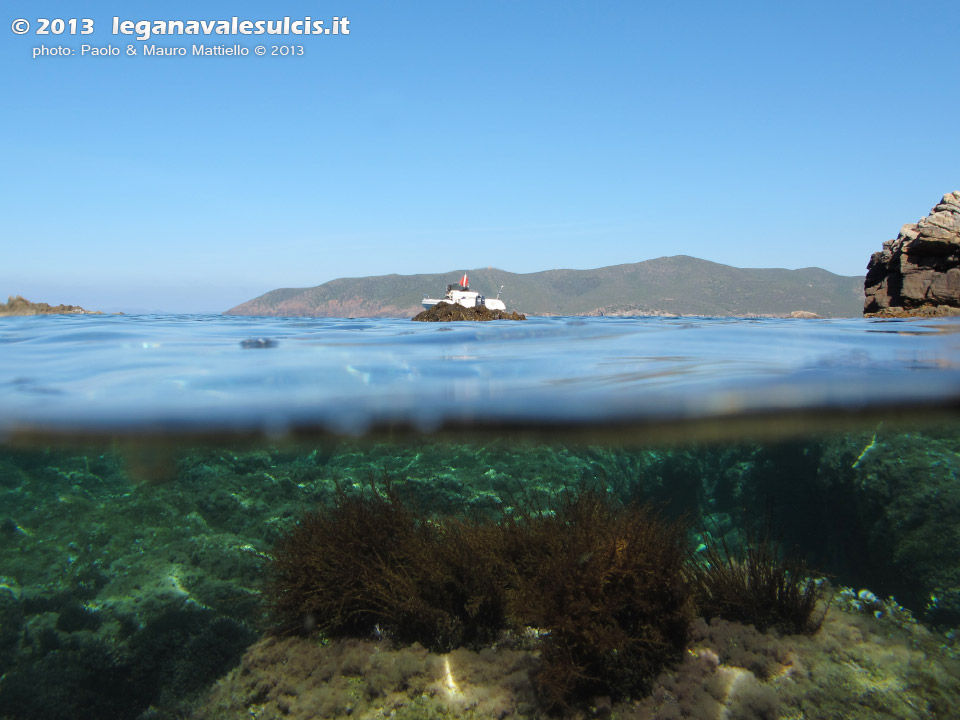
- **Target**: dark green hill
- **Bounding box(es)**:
[225,256,864,318]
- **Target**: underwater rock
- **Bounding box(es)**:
[194,606,960,720]
[412,303,526,321]
[0,634,138,720]
[0,588,24,676]
[239,337,279,349]
[0,603,256,720]
[195,636,541,720]
[126,606,258,709]
[864,191,960,317]
[0,295,104,316]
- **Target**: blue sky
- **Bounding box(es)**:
[1,1,957,313]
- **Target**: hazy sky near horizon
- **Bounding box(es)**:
[1,1,957,313]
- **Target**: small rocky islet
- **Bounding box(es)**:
[412,303,526,321]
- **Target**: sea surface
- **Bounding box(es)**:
[1,314,959,719]
[2,314,959,437]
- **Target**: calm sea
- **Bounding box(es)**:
[1,314,959,719]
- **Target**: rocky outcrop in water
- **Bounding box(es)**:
[412,303,526,321]
[864,192,960,317]
[0,295,102,316]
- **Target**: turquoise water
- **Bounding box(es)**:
[1,315,959,719]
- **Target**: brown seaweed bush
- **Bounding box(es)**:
[266,485,696,712]
[689,531,827,635]
[266,481,508,651]
[501,492,695,711]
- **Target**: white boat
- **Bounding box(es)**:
[422,273,507,311]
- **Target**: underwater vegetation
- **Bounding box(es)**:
[266,482,824,713]
[690,530,827,636]
[3,427,959,718]
[499,492,693,711]
[268,480,508,652]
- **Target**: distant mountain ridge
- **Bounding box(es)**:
[225,255,864,318]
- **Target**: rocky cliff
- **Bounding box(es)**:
[864,192,960,317]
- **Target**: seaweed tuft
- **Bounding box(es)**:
[690,529,828,635]
[265,479,507,652]
[502,491,695,712]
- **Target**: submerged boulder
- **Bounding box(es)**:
[412,302,526,322]
[864,192,960,317]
